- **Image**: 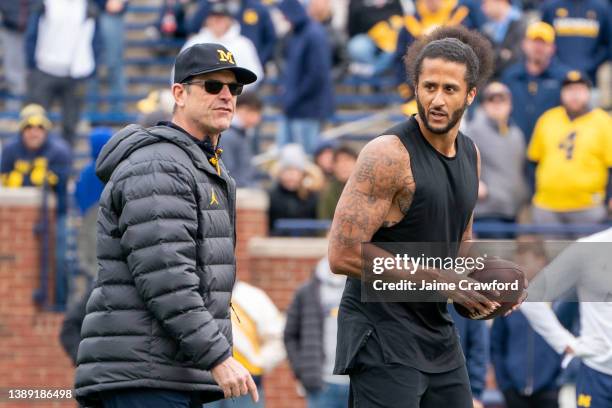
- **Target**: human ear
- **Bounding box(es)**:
[467,88,477,106]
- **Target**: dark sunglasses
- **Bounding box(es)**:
[183,79,243,96]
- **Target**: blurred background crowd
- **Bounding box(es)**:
[0,0,611,407]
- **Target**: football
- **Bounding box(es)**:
[454,257,526,320]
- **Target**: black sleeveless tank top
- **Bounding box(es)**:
[334,116,478,374]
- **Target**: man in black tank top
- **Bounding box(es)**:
[328,27,524,408]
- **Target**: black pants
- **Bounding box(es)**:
[100,388,203,408]
[348,332,472,408]
[26,69,84,146]
[502,389,559,408]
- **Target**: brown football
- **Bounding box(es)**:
[454,257,525,320]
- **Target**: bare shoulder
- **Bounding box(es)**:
[352,135,411,193]
[363,136,416,226]
[332,135,415,237]
[361,134,409,161]
[328,135,411,249]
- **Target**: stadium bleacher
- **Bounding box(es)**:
[0,0,405,167]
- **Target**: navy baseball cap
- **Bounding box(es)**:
[562,70,592,88]
[173,43,257,85]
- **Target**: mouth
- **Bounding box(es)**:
[214,107,233,114]
[429,110,448,121]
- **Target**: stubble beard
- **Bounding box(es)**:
[416,96,468,135]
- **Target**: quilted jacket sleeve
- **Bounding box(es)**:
[113,159,231,370]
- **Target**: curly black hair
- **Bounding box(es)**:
[404,26,494,91]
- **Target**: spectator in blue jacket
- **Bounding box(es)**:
[74,127,112,283]
[0,104,72,304]
[491,242,563,408]
[91,0,130,113]
[448,307,489,408]
[188,0,277,66]
[0,0,41,111]
[491,311,563,408]
[74,127,113,216]
[501,21,569,142]
[276,0,334,155]
[25,0,102,145]
[541,0,611,83]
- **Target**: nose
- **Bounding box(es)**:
[218,84,233,100]
[431,90,445,108]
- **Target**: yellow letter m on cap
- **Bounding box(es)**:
[217,49,235,64]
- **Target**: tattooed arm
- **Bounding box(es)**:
[328,135,414,279]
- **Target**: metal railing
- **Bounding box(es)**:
[32,183,80,311]
[272,218,612,237]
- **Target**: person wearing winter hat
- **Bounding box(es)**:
[1,103,73,306]
[1,104,71,213]
[267,144,319,236]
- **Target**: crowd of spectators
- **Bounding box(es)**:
[0,0,611,407]
[0,0,610,295]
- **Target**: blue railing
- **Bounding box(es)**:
[273,218,612,236]
[32,181,51,308]
[32,184,80,311]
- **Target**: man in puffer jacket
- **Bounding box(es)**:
[74,43,259,408]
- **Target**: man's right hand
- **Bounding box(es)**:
[211,356,259,402]
[440,271,500,317]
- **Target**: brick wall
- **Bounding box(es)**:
[0,188,74,408]
[235,189,269,283]
[0,187,328,408]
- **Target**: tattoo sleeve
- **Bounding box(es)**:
[328,136,411,278]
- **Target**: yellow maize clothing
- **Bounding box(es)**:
[404,0,470,38]
[527,107,612,211]
[367,15,404,53]
[230,281,285,376]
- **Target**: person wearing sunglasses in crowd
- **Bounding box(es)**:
[74,43,260,408]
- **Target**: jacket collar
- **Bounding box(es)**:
[151,123,228,179]
[96,123,227,183]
